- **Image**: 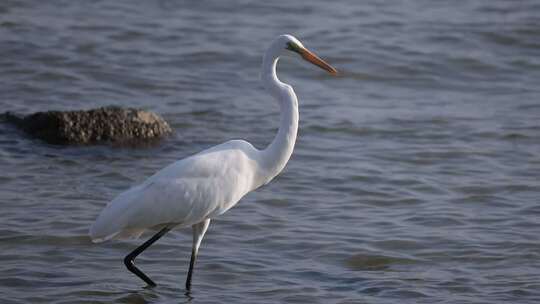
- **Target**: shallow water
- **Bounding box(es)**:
[1,1,540,303]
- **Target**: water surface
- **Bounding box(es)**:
[1,1,540,303]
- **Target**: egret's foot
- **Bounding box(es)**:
[123,227,171,287]
[124,255,157,287]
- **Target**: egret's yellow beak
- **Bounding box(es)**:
[299,47,338,75]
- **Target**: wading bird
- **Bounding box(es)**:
[89,34,337,290]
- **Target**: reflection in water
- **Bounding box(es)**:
[1,0,540,303]
[345,253,418,271]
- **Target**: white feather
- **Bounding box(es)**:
[90,140,264,242]
[87,35,330,248]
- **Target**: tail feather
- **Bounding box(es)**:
[89,220,121,243]
[89,185,144,242]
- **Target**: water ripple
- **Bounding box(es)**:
[1,0,540,303]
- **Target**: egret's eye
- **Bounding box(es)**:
[286,42,301,54]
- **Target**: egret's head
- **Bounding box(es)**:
[275,34,338,75]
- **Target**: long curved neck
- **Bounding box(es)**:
[259,50,299,184]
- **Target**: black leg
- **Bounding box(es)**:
[184,219,210,291]
[124,226,171,287]
[185,248,197,290]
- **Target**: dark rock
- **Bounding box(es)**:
[3,106,172,145]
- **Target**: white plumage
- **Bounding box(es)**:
[89,34,337,289]
[90,140,263,241]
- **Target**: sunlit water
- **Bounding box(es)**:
[1,1,540,303]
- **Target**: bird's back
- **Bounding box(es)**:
[90,140,263,242]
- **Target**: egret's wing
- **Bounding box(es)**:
[89,178,220,242]
[89,140,261,242]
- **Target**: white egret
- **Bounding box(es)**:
[89,34,337,290]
